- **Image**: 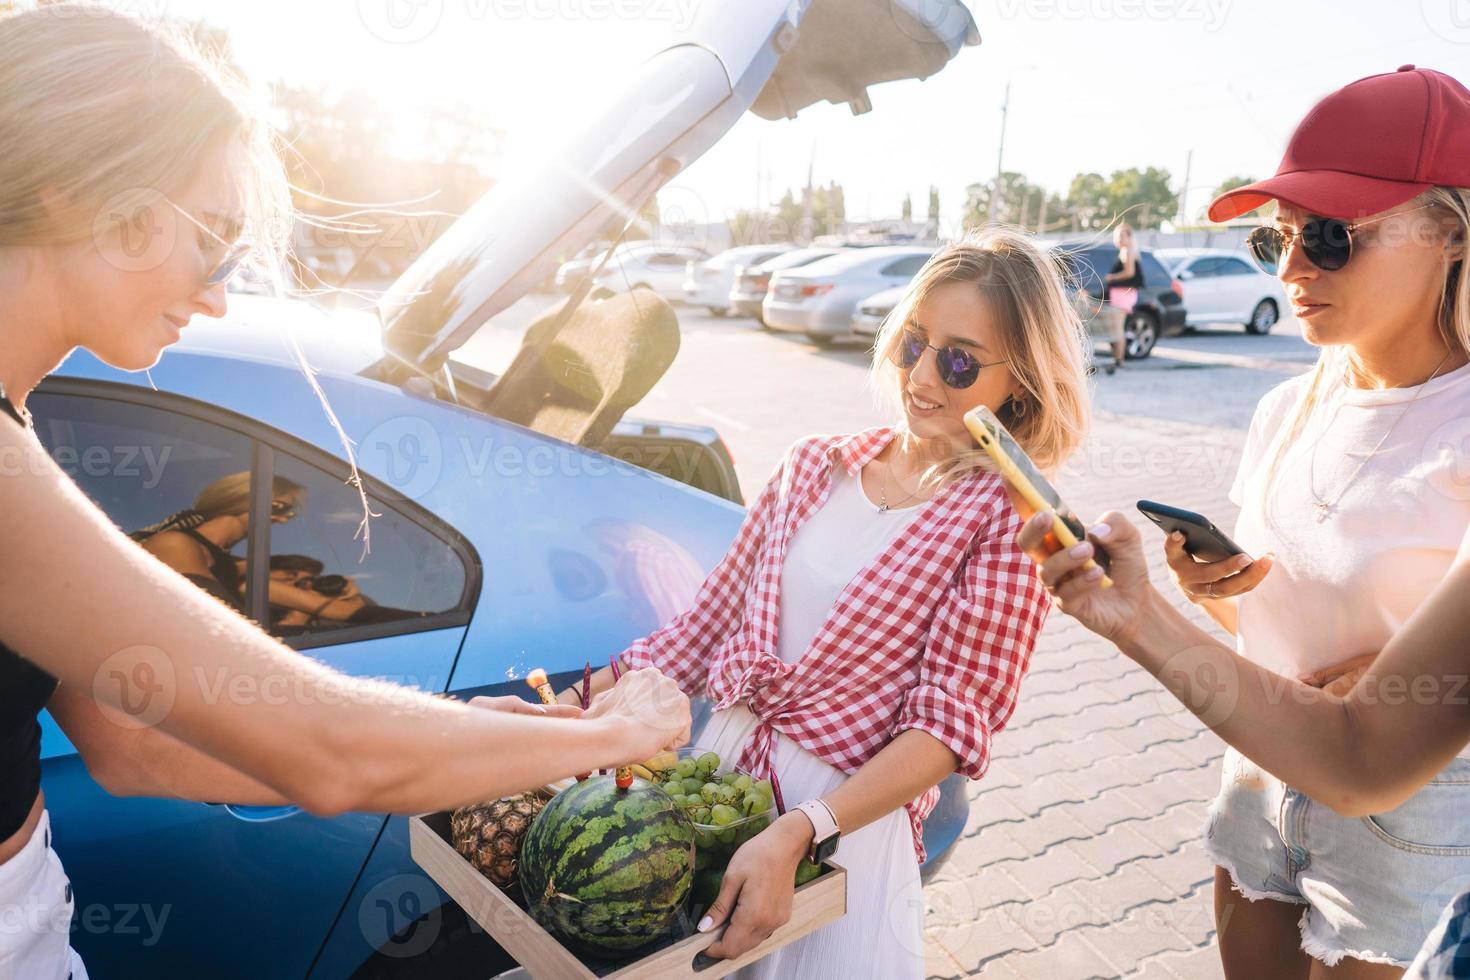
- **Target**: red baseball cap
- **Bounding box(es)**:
[1208,66,1470,223]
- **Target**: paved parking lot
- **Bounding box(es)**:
[452,296,1315,978]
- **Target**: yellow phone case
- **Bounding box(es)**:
[963,407,1113,589]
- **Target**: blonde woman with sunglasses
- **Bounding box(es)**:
[0,9,690,976]
[565,227,1091,974]
[1020,66,1470,977]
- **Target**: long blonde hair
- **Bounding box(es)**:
[870,227,1092,489]
[1257,186,1470,500]
[0,4,292,267]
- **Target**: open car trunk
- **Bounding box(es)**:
[372,0,979,496]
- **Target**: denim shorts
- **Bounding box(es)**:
[1205,747,1470,967]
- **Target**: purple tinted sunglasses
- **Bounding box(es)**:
[894,328,1008,389]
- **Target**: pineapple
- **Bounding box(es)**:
[450,793,547,891]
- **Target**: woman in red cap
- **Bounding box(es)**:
[1015,65,1470,977]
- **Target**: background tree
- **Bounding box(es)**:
[901,193,912,223]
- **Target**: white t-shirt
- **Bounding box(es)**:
[776,465,926,665]
[1230,357,1470,688]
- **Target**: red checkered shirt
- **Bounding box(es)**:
[619,426,1049,863]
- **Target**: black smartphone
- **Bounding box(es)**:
[1136,500,1245,563]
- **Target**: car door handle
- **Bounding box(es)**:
[221,804,303,822]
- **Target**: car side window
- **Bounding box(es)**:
[881,255,929,277]
[1188,257,1222,278]
[1219,257,1255,276]
[264,451,469,640]
[1139,253,1172,287]
[27,391,259,616]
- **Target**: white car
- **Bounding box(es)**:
[850,284,908,341]
[683,244,792,315]
[763,246,933,345]
[591,244,711,302]
[729,246,846,323]
[1156,248,1287,335]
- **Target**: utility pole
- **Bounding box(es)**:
[987,79,1011,223]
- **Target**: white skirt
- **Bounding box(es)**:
[0,809,89,980]
[697,704,925,980]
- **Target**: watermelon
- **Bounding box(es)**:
[519,775,695,956]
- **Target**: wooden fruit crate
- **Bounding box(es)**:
[410,810,846,979]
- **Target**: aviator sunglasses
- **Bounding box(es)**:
[167,199,254,286]
[893,327,1008,390]
[1245,203,1436,275]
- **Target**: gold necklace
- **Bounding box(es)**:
[1306,348,1452,523]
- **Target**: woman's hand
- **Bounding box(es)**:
[467,695,582,719]
[699,812,810,959]
[582,668,692,762]
[1299,652,1378,696]
[1017,510,1156,645]
[1164,531,1272,603]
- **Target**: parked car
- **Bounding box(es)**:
[763,246,934,345]
[1051,242,1187,359]
[729,246,845,323]
[683,244,791,315]
[591,243,711,303]
[850,284,907,341]
[1156,248,1286,335]
[548,241,615,292]
[40,1,980,976]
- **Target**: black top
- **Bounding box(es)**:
[1109,251,1145,290]
[0,395,60,843]
[132,514,245,613]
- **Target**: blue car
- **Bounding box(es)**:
[37,2,980,975]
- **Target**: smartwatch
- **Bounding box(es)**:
[793,799,841,864]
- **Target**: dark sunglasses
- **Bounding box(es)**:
[893,328,1008,390]
[167,198,254,286]
[1246,203,1435,275]
[270,500,299,520]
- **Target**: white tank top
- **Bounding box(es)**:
[776,465,926,665]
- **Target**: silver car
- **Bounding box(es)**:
[763,246,933,345]
[729,246,845,323]
[1156,248,1288,335]
[850,284,908,341]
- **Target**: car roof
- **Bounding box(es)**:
[787,245,932,275]
[90,293,387,382]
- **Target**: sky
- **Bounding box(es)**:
[149,0,1469,232]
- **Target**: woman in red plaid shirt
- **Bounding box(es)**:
[567,228,1091,975]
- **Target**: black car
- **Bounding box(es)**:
[1053,243,1187,359]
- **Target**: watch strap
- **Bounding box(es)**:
[793,799,839,860]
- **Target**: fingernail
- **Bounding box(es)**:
[1068,541,1091,558]
[1085,566,1105,581]
[1090,523,1113,539]
[1234,555,1251,570]
[1170,531,1184,542]
[698,916,714,933]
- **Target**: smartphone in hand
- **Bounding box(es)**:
[1136,500,1245,563]
[964,406,1112,586]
